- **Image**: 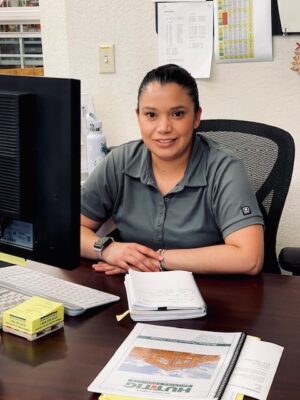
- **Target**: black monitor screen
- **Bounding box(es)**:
[0,74,80,269]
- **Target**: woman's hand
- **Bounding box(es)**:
[92,241,163,274]
[92,262,126,275]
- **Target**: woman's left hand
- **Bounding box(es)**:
[92,261,127,275]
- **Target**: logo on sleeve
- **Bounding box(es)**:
[241,206,251,215]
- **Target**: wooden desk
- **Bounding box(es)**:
[0,261,300,400]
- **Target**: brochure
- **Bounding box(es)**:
[88,323,246,399]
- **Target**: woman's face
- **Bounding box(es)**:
[137,82,201,163]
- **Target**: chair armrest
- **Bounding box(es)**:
[279,247,300,275]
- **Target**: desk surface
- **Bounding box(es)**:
[0,261,300,400]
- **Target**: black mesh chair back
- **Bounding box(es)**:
[196,119,295,274]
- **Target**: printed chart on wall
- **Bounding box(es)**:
[214,0,272,63]
[157,1,213,78]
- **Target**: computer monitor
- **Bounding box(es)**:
[0,74,80,269]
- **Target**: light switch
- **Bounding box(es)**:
[99,44,115,74]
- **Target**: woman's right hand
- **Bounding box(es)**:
[92,241,163,274]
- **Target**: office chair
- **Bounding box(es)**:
[196,119,295,274]
[278,247,300,275]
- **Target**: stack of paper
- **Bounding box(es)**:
[124,270,207,321]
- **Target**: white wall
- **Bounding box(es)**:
[40,0,300,253]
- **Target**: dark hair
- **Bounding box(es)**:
[137,64,200,112]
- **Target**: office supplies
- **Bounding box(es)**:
[88,323,283,399]
[124,269,206,321]
[0,287,29,327]
[3,296,64,341]
[0,266,119,316]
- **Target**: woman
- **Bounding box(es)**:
[81,64,264,275]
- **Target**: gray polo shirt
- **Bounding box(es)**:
[81,134,263,250]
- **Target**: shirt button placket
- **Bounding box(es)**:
[155,197,166,245]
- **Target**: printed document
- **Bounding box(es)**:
[157,2,213,78]
[222,336,283,400]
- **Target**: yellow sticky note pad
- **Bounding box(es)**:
[0,252,27,266]
[3,296,64,341]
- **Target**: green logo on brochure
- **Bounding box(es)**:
[124,379,192,393]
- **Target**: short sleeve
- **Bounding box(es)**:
[81,152,118,222]
[211,155,264,238]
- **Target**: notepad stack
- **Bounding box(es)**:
[124,269,207,321]
[3,296,64,341]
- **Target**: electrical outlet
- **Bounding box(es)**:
[99,44,115,73]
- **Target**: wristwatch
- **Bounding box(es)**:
[94,236,114,259]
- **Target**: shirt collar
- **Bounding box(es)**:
[182,134,207,188]
[124,134,208,188]
[124,141,155,185]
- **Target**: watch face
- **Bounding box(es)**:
[94,237,113,250]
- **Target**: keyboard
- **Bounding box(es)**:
[0,287,30,327]
[0,266,120,317]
